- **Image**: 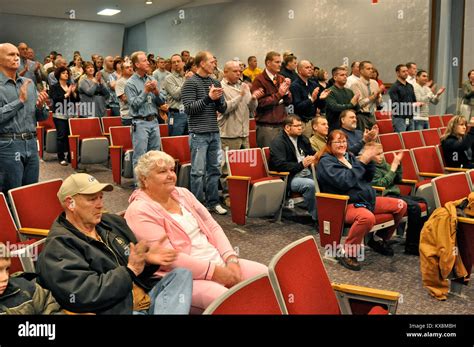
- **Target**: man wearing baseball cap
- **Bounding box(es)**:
[37,173,193,315]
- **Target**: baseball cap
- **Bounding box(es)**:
[57,174,113,202]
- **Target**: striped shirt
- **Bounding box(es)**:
[182,73,227,134]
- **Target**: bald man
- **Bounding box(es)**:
[0,43,49,195]
[290,60,331,138]
[218,60,262,151]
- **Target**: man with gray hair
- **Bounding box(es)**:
[163,54,189,136]
[115,60,134,125]
[47,56,69,86]
[219,60,263,151]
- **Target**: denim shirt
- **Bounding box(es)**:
[0,72,49,134]
[124,73,164,118]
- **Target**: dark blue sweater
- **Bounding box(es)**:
[317,152,376,211]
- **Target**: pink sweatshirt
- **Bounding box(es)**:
[125,187,237,281]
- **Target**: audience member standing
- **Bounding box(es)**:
[182,51,228,215]
[251,51,292,147]
[125,51,165,170]
[325,67,360,131]
[219,60,261,151]
[351,61,382,131]
[242,56,262,82]
[413,70,445,130]
[115,60,134,125]
[0,43,49,195]
[290,60,331,138]
[345,61,360,89]
[78,62,110,117]
[388,64,419,132]
[163,54,189,136]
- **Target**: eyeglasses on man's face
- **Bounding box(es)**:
[291,123,303,128]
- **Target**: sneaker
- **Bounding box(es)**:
[337,256,361,271]
[59,160,68,166]
[368,237,394,256]
[209,204,227,215]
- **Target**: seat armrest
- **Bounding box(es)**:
[227,175,251,181]
[316,192,349,201]
[268,171,289,177]
[332,283,400,301]
[458,217,474,224]
[445,167,469,172]
[400,179,417,185]
[372,186,385,192]
[19,228,49,237]
[418,172,444,178]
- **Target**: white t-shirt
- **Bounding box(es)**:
[170,206,224,266]
[289,136,311,177]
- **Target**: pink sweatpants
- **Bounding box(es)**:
[344,196,407,256]
[190,259,268,312]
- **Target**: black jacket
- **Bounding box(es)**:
[269,129,316,184]
[441,128,474,169]
[290,76,322,122]
[317,152,377,211]
[37,213,159,315]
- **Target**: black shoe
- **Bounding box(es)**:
[405,244,420,256]
[368,237,394,256]
[337,256,361,271]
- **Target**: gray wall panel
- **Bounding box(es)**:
[0,13,124,63]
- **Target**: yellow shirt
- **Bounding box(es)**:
[243,67,263,82]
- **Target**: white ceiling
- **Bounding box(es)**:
[0,0,233,27]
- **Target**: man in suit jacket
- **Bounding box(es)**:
[251,51,292,148]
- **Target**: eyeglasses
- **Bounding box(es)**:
[332,141,347,145]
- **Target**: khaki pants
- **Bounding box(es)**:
[357,113,376,132]
[302,119,314,139]
[256,125,281,148]
[221,137,249,175]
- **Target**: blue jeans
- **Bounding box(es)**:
[290,175,317,221]
[0,138,39,195]
[189,132,222,207]
[133,268,193,315]
[132,118,161,169]
[392,117,414,133]
[414,120,429,130]
[168,111,188,136]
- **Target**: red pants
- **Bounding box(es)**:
[344,197,407,256]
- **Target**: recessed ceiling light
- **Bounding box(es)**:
[97,9,121,16]
[146,1,153,4]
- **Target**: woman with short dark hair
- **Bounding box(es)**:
[49,67,79,165]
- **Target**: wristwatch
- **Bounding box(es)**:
[226,257,239,265]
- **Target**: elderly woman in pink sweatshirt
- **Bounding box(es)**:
[125,150,267,312]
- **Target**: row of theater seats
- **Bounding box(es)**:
[1,159,473,300]
[376,114,454,134]
[36,113,258,185]
[204,236,400,315]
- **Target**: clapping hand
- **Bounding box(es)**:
[209,83,223,100]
